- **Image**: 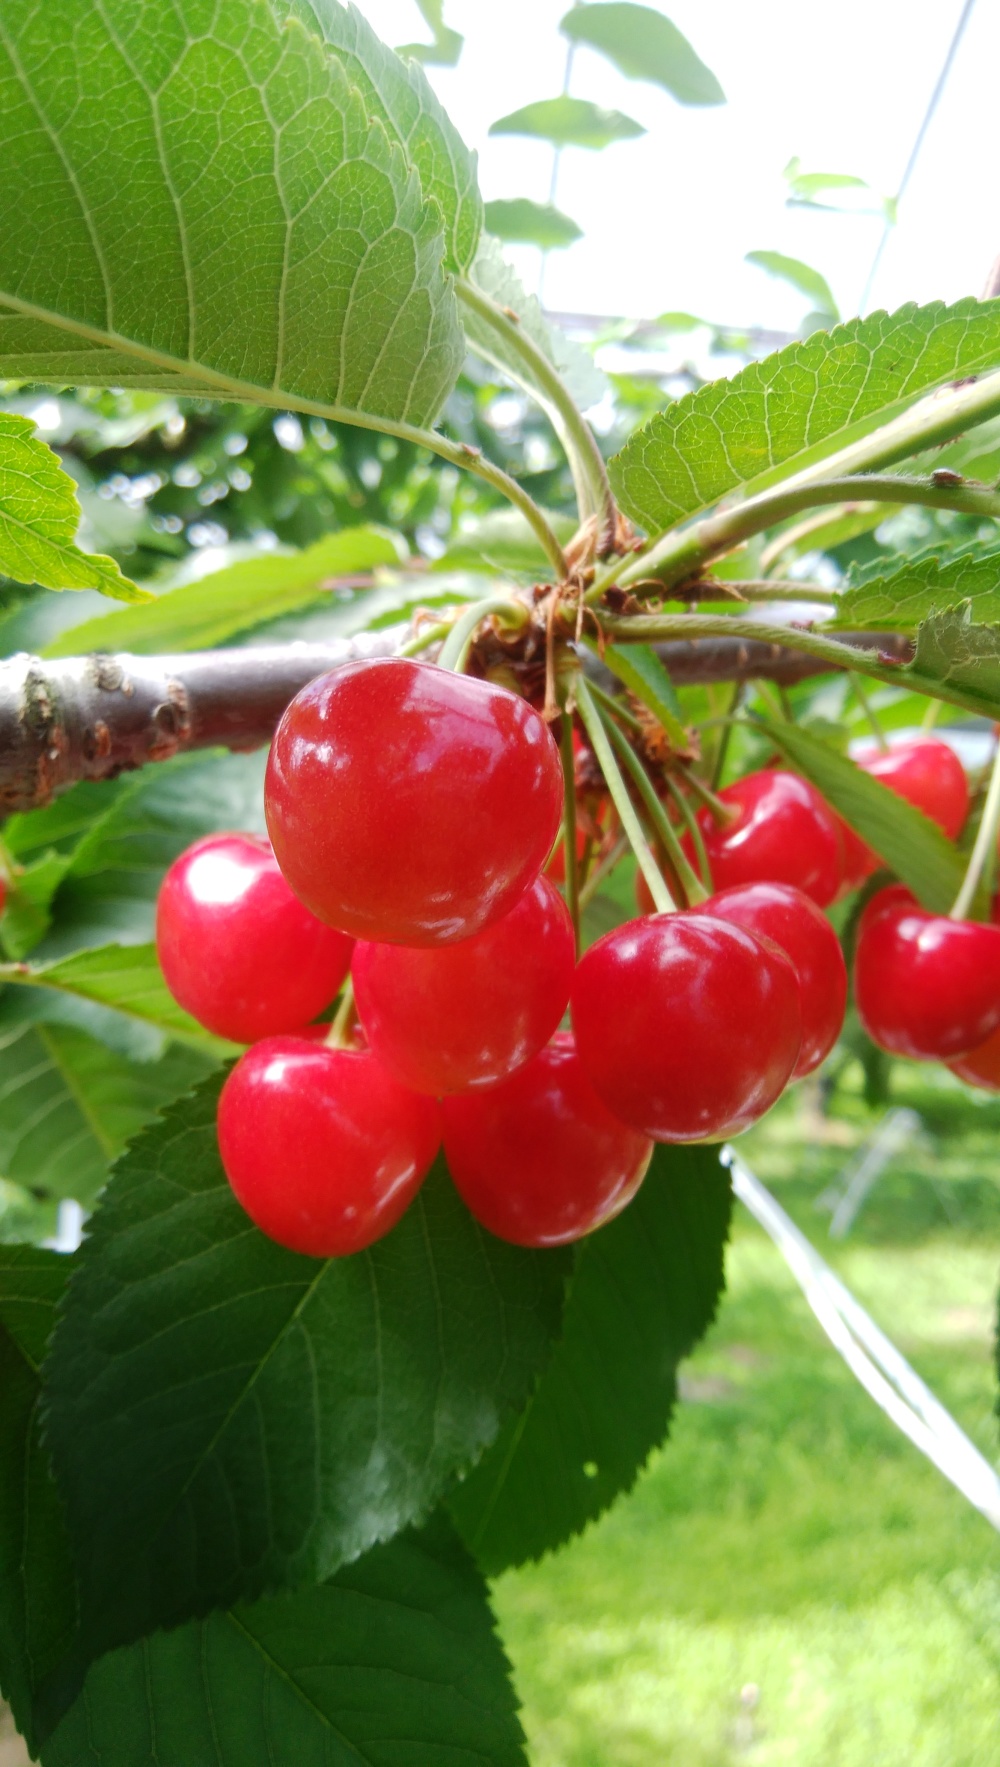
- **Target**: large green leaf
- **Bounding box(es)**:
[0,0,463,426]
[560,4,724,103]
[43,527,403,659]
[0,945,235,1055]
[484,199,582,250]
[611,299,1000,535]
[0,1248,77,1754]
[449,1146,730,1574]
[758,718,967,912]
[0,1022,212,1208]
[281,0,479,268]
[833,545,1000,631]
[42,1516,526,1767]
[0,415,143,604]
[489,96,644,149]
[42,1078,569,1661]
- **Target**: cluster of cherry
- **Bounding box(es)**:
[153,658,984,1262]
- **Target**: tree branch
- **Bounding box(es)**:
[0,628,914,814]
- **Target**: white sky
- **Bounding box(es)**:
[359,0,999,331]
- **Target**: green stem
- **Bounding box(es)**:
[950,739,1000,920]
[852,674,889,750]
[921,696,943,733]
[397,620,453,658]
[663,774,713,891]
[574,677,676,912]
[710,681,745,788]
[700,580,840,605]
[325,979,357,1050]
[679,765,734,829]
[560,713,581,954]
[598,709,708,906]
[437,596,528,672]
[578,833,629,910]
[456,276,615,538]
[584,677,645,733]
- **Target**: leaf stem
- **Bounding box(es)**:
[437,596,529,671]
[852,674,889,750]
[663,774,713,891]
[950,736,1000,920]
[599,713,709,905]
[456,276,615,537]
[559,713,581,955]
[574,677,676,912]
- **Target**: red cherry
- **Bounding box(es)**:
[217,1037,440,1256]
[703,881,847,1078]
[948,1026,1000,1090]
[156,834,353,1043]
[442,1034,651,1246]
[690,769,843,906]
[838,739,969,891]
[545,824,587,884]
[352,876,575,1096]
[0,877,7,916]
[854,885,1000,1059]
[265,658,562,946]
[571,913,802,1142]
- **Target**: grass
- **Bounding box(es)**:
[494,1061,1000,1766]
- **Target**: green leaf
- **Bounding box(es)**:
[42,1515,527,1767]
[599,642,689,748]
[490,96,644,149]
[397,0,465,68]
[0,0,464,427]
[560,3,724,104]
[463,236,607,412]
[905,603,1000,715]
[0,1022,212,1208]
[0,1248,78,1754]
[757,717,967,912]
[437,506,579,576]
[611,298,1000,536]
[745,251,839,322]
[42,527,403,658]
[0,945,235,1055]
[449,1146,730,1574]
[0,416,144,604]
[42,1077,570,1661]
[832,545,1000,631]
[281,0,478,268]
[484,199,582,250]
[2,851,76,960]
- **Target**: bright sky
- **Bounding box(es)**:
[359,0,998,332]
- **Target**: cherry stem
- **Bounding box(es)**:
[559,713,581,955]
[584,678,644,733]
[578,833,629,910]
[662,773,713,892]
[921,696,943,733]
[950,737,1000,920]
[573,677,676,913]
[599,712,709,907]
[325,979,358,1050]
[437,597,529,672]
[681,767,735,829]
[852,674,889,750]
[398,620,453,658]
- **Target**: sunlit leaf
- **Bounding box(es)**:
[832,545,1000,631]
[0,945,234,1055]
[490,96,644,149]
[484,200,583,250]
[560,3,724,104]
[745,251,839,321]
[0,417,143,604]
[397,0,465,68]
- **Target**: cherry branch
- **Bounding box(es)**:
[0,628,913,814]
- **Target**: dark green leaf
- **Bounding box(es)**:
[560,3,724,103]
[484,200,583,250]
[745,251,839,321]
[449,1145,730,1574]
[490,96,644,149]
[611,299,1000,535]
[43,1515,526,1767]
[0,1248,77,1754]
[833,545,1000,631]
[905,603,1000,715]
[42,1077,569,1660]
[0,0,464,425]
[44,528,404,659]
[2,851,75,960]
[758,717,966,912]
[0,414,143,603]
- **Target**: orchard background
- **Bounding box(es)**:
[3,2,1000,1763]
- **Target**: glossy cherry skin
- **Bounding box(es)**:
[352,876,575,1097]
[704,881,847,1078]
[948,1026,1000,1090]
[854,885,1000,1060]
[442,1034,652,1246]
[690,769,843,907]
[265,658,563,946]
[217,1037,441,1256]
[838,739,969,891]
[156,834,353,1043]
[571,913,802,1143]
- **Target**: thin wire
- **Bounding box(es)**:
[860,0,978,313]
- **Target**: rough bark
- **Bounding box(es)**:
[0,629,913,813]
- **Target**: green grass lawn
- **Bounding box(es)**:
[495,1065,1000,1766]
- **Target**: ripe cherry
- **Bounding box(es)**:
[704,881,847,1077]
[854,884,1000,1059]
[948,1026,1000,1090]
[838,738,969,891]
[217,1037,441,1256]
[352,875,575,1096]
[157,834,353,1043]
[442,1033,651,1246]
[571,913,802,1142]
[265,658,563,946]
[690,769,843,907]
